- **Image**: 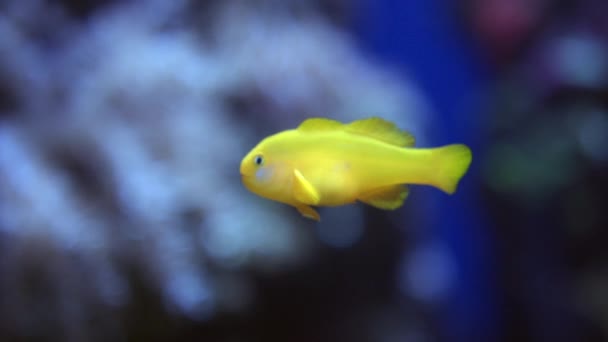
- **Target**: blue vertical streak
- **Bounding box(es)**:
[354,0,499,341]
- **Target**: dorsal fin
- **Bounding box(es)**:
[345,117,415,147]
[297,117,343,132]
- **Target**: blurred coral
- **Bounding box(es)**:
[0,0,427,340]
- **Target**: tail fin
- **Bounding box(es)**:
[432,144,472,194]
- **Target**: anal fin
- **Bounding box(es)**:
[358,185,409,210]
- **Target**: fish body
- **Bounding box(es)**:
[240,117,472,221]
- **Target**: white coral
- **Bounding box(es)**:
[0,0,428,339]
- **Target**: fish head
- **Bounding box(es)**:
[240,141,291,202]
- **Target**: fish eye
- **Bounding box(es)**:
[254,155,264,166]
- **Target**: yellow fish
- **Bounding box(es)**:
[240,117,472,221]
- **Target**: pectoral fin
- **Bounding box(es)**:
[296,205,321,221]
[293,169,320,205]
[358,185,409,210]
